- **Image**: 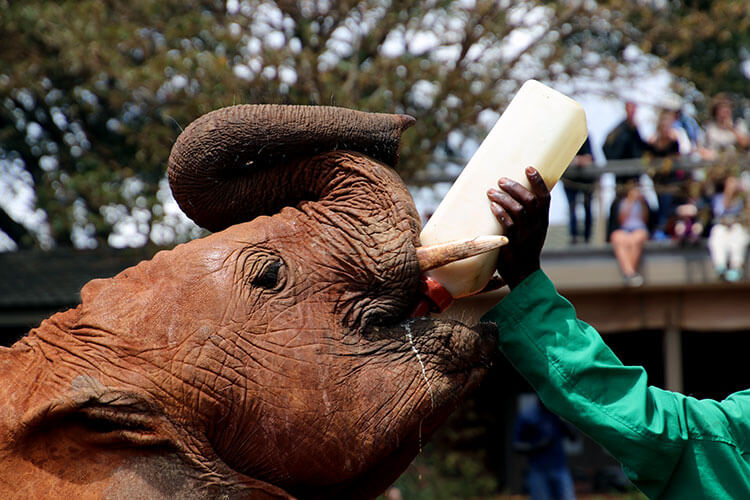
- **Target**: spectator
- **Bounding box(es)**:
[608,182,650,287]
[562,138,594,244]
[704,94,749,156]
[707,174,749,282]
[673,202,703,245]
[602,101,648,165]
[673,107,706,156]
[513,394,578,500]
[647,109,685,239]
[646,109,681,158]
[673,180,707,245]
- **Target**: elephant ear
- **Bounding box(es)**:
[13,375,172,450]
[167,104,415,232]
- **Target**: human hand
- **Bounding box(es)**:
[486,167,550,289]
[574,153,593,167]
[626,186,644,202]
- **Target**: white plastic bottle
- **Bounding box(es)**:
[420,80,588,299]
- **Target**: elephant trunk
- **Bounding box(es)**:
[168,104,415,232]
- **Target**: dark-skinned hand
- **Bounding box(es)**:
[486,166,550,289]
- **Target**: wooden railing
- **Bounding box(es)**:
[409,153,750,186]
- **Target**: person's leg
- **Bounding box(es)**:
[527,468,552,500]
[619,229,648,284]
[654,193,673,239]
[550,466,577,500]
[611,230,636,276]
[691,221,704,242]
[631,229,649,266]
[674,219,687,238]
[727,223,749,273]
[565,185,579,242]
[708,224,730,274]
[622,234,638,271]
[582,189,593,243]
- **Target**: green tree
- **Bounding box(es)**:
[0,0,241,248]
[1,0,722,250]
[596,1,749,104]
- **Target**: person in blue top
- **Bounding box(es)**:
[483,167,750,499]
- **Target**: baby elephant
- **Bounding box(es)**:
[0,105,497,499]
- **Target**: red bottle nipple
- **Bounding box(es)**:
[410,275,454,317]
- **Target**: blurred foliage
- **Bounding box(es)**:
[371,353,654,499]
[385,396,501,500]
[0,0,241,248]
[386,446,498,500]
[0,0,643,248]
[609,0,750,99]
[373,357,522,499]
[0,0,747,249]
[376,381,648,500]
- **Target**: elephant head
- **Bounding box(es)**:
[0,105,497,499]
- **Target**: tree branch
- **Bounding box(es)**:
[0,206,34,249]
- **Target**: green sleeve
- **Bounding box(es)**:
[485,270,750,499]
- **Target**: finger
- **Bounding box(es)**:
[525,167,550,201]
[490,201,514,232]
[498,177,536,208]
[489,189,525,219]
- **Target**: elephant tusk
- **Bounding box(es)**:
[416,235,509,272]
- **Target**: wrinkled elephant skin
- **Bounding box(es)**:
[0,105,497,499]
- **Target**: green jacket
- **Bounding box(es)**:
[485,270,750,499]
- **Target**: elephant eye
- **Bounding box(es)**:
[248,254,287,291]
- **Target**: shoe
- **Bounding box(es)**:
[624,273,644,287]
[653,230,669,241]
[725,269,743,282]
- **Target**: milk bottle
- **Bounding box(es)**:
[420,80,588,301]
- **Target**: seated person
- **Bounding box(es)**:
[673,202,704,245]
[671,179,707,244]
[607,182,650,287]
[707,174,749,281]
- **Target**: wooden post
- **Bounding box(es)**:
[663,299,684,393]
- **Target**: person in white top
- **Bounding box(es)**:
[704,94,749,156]
[707,174,749,282]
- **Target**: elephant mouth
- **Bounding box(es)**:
[391,236,507,373]
[406,317,496,373]
[359,254,500,376]
[363,313,498,375]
